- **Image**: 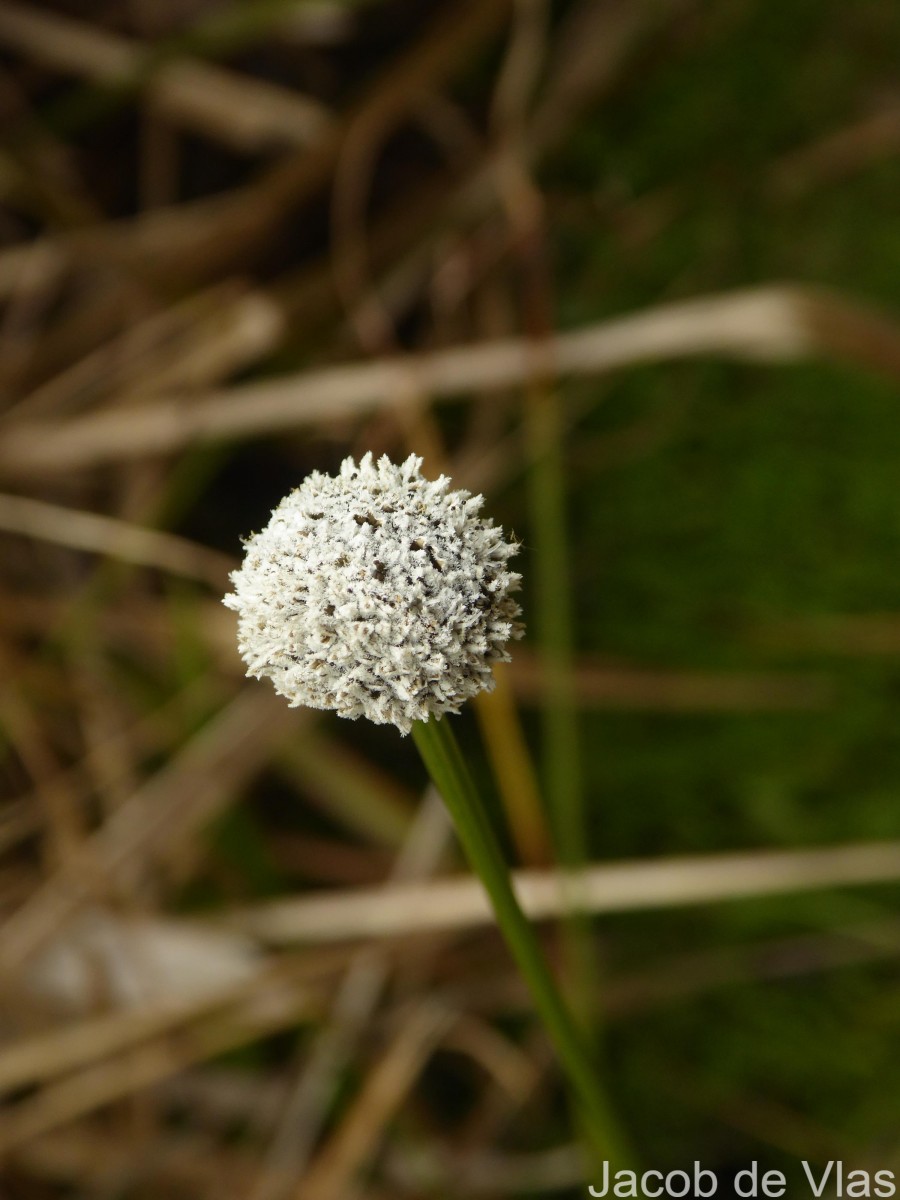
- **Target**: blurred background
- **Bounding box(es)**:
[3,0,900,1196]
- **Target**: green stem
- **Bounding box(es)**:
[525,384,583,867]
[525,381,602,1046]
[411,716,630,1170]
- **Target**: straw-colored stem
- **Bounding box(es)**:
[411,716,629,1169]
[473,663,551,866]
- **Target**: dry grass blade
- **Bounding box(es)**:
[224,840,900,944]
[275,727,415,849]
[509,649,832,711]
[0,2,335,152]
[442,1012,540,1100]
[0,285,816,472]
[0,690,295,974]
[0,0,510,302]
[0,651,87,863]
[247,791,451,1200]
[474,664,550,865]
[387,1142,584,1196]
[604,921,900,1017]
[296,1000,454,1200]
[0,953,270,1095]
[768,103,900,200]
[530,0,687,153]
[10,1126,267,1195]
[757,613,900,656]
[0,965,325,1157]
[0,493,233,585]
[9,286,284,420]
[3,284,898,475]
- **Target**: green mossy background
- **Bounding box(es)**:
[528,0,900,1180]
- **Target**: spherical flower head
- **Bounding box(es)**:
[223,453,523,734]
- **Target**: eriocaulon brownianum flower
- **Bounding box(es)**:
[223,452,523,734]
[225,453,628,1168]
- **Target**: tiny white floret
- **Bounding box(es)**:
[224,453,523,734]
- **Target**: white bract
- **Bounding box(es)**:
[224,453,522,734]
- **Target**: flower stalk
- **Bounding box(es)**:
[411,715,630,1170]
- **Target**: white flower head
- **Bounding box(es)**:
[224,453,523,734]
